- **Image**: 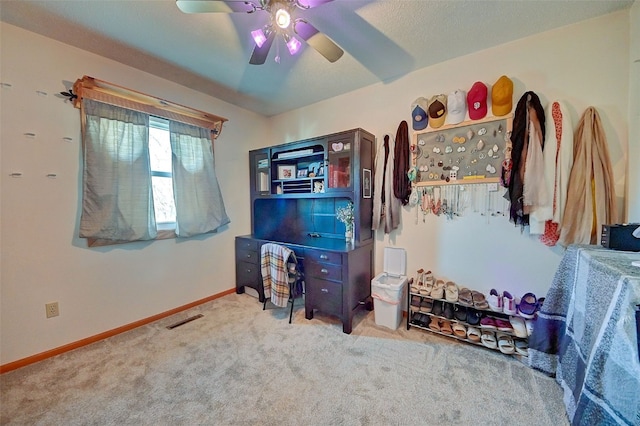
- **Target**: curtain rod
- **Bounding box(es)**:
[68,76,228,139]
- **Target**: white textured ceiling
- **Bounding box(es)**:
[0,0,634,116]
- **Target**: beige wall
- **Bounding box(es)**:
[0,23,269,364]
[0,9,633,365]
[270,11,630,300]
[629,1,640,222]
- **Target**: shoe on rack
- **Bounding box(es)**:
[429,317,441,332]
[517,292,538,319]
[440,320,453,335]
[432,300,444,317]
[420,299,433,313]
[454,305,467,322]
[411,269,423,294]
[467,326,481,342]
[443,302,454,319]
[410,295,421,312]
[445,281,459,302]
[472,291,489,310]
[419,313,431,328]
[466,309,482,326]
[457,287,474,307]
[452,323,467,338]
[481,330,497,349]
[495,319,513,333]
[479,316,497,330]
[515,339,529,356]
[497,333,515,354]
[503,291,517,315]
[509,316,528,338]
[488,289,503,312]
[431,279,445,299]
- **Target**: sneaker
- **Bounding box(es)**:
[503,291,517,315]
[488,289,503,312]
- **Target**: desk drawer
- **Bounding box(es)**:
[307,278,342,315]
[305,249,342,265]
[237,248,260,264]
[236,238,258,251]
[236,260,261,284]
[306,261,342,282]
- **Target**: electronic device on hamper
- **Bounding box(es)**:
[601,224,640,252]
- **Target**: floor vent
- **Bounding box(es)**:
[166,314,203,330]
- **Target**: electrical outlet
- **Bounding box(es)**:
[487,182,499,192]
[45,302,59,318]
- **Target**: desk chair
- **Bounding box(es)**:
[260,243,305,323]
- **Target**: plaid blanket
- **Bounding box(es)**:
[528,245,640,425]
[261,243,294,308]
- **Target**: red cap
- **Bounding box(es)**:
[467,81,488,120]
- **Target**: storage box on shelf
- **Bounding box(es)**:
[406,284,532,358]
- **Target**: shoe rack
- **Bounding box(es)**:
[406,282,531,359]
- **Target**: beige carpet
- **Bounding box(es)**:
[0,294,568,425]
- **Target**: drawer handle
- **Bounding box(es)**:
[246,268,252,273]
[321,288,329,293]
[320,268,328,274]
[320,254,328,260]
[246,254,252,258]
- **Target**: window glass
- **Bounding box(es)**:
[149,117,176,225]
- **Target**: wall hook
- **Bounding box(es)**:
[9,172,23,178]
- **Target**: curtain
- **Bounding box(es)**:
[169,121,230,237]
[79,99,157,241]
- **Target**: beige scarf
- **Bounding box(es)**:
[559,107,617,246]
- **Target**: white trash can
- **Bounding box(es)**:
[371,247,408,330]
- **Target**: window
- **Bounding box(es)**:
[73,76,230,246]
[149,116,176,229]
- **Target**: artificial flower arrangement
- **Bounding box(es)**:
[336,202,355,231]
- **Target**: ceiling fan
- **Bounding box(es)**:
[176,0,344,65]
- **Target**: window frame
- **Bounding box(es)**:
[73,76,228,247]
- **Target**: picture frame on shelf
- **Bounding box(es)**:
[297,169,308,178]
[278,165,296,180]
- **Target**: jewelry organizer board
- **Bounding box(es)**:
[412,113,513,186]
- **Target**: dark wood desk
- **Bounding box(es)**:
[235,235,373,334]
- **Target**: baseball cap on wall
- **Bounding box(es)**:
[491,75,514,116]
[428,94,447,129]
[467,81,488,120]
[446,90,467,125]
[411,97,429,130]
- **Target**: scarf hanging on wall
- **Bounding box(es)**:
[559,107,618,246]
[393,120,411,206]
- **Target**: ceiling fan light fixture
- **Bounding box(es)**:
[275,8,291,29]
[286,35,302,55]
[251,28,268,48]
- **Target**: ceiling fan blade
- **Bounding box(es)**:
[249,31,276,65]
[294,20,343,63]
[176,0,258,14]
[297,0,334,9]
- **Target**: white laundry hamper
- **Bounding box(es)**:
[371,247,408,330]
